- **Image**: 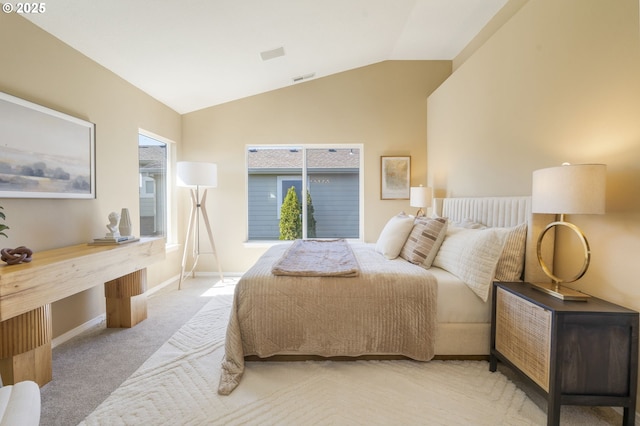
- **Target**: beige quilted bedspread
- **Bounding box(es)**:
[218,242,437,395]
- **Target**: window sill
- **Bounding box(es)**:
[165,242,181,253]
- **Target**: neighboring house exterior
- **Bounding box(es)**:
[138,145,166,237]
[247,147,360,240]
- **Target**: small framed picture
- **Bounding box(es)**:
[380,156,410,199]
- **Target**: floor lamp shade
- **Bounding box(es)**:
[177,161,218,188]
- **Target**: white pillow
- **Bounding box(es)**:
[433,227,509,302]
[375,213,415,259]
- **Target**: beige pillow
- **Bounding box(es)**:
[433,227,509,302]
[375,213,415,259]
[400,217,448,267]
[494,222,527,281]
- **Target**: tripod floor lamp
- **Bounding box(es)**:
[177,161,224,289]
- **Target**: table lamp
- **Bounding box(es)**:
[177,161,224,289]
[410,185,433,217]
[531,163,606,300]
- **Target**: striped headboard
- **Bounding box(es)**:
[433,196,553,283]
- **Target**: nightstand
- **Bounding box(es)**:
[490,281,639,426]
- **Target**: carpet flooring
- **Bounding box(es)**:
[40,276,227,426]
[75,280,622,426]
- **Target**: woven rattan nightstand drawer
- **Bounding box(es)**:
[495,287,551,391]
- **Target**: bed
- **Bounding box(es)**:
[218,196,553,395]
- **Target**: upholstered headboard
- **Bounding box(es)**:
[433,196,553,283]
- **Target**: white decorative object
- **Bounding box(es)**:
[119,208,133,237]
[106,212,121,238]
[93,211,139,244]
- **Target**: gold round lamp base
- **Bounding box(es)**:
[534,220,591,301]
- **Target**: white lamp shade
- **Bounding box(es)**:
[532,163,606,214]
[410,186,433,208]
[177,161,218,187]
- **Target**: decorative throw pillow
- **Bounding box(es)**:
[399,217,448,267]
[375,212,415,259]
[433,227,509,302]
[494,222,528,281]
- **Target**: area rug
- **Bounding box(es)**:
[79,283,619,426]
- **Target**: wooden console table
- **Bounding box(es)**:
[0,238,165,386]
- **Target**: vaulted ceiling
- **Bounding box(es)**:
[24,0,507,113]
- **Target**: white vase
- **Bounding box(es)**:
[119,208,133,237]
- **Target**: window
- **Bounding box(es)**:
[247,145,362,241]
[138,132,170,239]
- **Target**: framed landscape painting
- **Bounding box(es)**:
[0,92,95,199]
[380,156,410,199]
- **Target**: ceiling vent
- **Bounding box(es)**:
[292,73,315,83]
[260,47,285,61]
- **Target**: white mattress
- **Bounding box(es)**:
[430,266,491,324]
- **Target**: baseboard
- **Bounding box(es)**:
[51,273,238,349]
[146,274,181,296]
[52,275,180,349]
[52,314,106,349]
[179,271,244,278]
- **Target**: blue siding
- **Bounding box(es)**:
[308,173,359,238]
[248,172,359,240]
[248,175,279,239]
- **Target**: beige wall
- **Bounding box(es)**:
[453,0,529,71]
[428,0,640,305]
[0,13,182,337]
[182,60,451,273]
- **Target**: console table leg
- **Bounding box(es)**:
[104,269,148,328]
[0,305,53,386]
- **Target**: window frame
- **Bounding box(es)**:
[138,129,176,245]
